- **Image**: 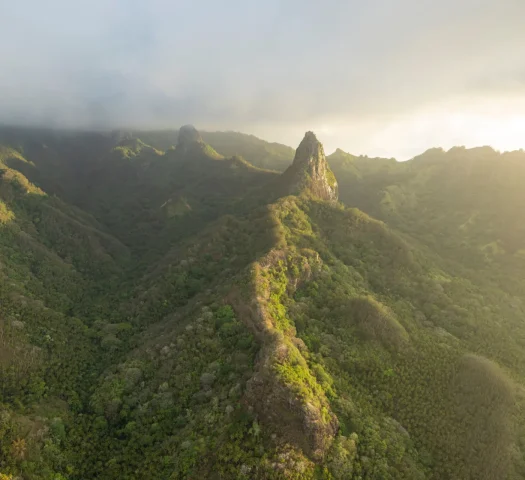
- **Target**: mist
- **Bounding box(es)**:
[2,0,525,158]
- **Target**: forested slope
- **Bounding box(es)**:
[0,126,524,479]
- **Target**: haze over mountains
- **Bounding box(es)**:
[2,0,524,477]
[3,0,525,158]
[0,124,525,479]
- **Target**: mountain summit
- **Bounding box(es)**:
[283,131,338,201]
[176,124,203,154]
[178,124,202,144]
[173,124,224,161]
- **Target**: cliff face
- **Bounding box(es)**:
[283,131,338,202]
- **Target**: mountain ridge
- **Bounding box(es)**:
[0,125,525,479]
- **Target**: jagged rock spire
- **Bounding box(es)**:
[283,131,338,202]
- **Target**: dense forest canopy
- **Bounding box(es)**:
[0,124,524,479]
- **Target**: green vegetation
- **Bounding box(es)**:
[0,126,524,479]
[129,129,295,171]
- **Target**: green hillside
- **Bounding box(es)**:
[328,146,525,296]
[128,129,295,172]
[0,126,524,479]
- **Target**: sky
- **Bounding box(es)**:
[1,0,525,159]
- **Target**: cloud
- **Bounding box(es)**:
[1,0,524,156]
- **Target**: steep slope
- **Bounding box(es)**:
[1,126,525,480]
[0,147,131,479]
[0,126,279,258]
[0,126,115,201]
[386,147,525,257]
[281,132,338,202]
[329,146,525,297]
[125,129,295,171]
[199,131,295,171]
[327,148,397,215]
[74,188,525,479]
[66,133,525,480]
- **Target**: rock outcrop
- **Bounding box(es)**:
[174,125,224,160]
[228,244,339,460]
[283,131,338,202]
[178,124,202,144]
[176,124,204,154]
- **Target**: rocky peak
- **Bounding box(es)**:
[283,131,338,202]
[176,125,203,153]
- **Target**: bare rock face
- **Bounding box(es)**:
[283,132,338,202]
